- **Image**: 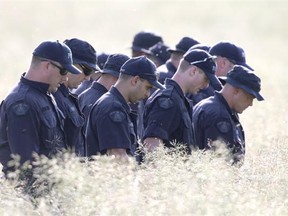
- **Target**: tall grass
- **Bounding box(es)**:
[0,141,287,215]
[0,0,287,215]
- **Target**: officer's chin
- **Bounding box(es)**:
[236,108,244,114]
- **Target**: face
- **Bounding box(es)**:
[47,62,68,93]
[233,88,255,113]
[132,50,147,58]
[130,77,153,103]
[189,67,209,94]
[215,56,235,77]
[66,64,92,89]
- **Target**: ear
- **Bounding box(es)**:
[131,75,139,86]
[233,87,240,96]
[42,61,50,71]
[189,66,197,76]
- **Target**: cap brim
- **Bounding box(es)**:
[218,76,227,85]
[150,80,165,90]
[206,73,223,91]
[73,59,102,72]
[92,63,102,72]
[101,68,120,78]
[242,86,264,101]
[254,92,264,101]
[64,64,82,74]
[239,62,254,71]
[168,48,185,53]
[131,46,151,55]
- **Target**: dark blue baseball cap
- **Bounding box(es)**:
[184,49,222,91]
[188,43,211,52]
[33,40,82,74]
[131,31,163,53]
[102,54,130,78]
[209,41,253,71]
[225,65,264,101]
[120,56,164,89]
[147,42,171,65]
[64,38,101,72]
[97,52,110,70]
[168,37,200,53]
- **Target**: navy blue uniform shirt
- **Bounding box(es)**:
[0,75,67,174]
[143,79,194,154]
[78,81,108,119]
[72,79,93,96]
[53,84,85,156]
[85,87,137,157]
[192,92,245,161]
[187,85,215,106]
[157,61,177,84]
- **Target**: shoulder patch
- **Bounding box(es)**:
[216,121,232,133]
[12,103,30,116]
[109,111,126,123]
[158,97,174,109]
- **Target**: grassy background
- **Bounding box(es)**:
[0,0,287,215]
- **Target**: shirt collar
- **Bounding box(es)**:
[214,91,237,117]
[92,82,109,93]
[58,83,70,97]
[20,73,49,94]
[165,79,185,99]
[109,86,131,113]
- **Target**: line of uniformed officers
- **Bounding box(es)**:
[0,32,264,176]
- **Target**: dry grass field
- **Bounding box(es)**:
[0,0,287,215]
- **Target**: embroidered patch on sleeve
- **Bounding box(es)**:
[109,111,126,123]
[158,98,174,109]
[12,103,30,116]
[216,121,232,133]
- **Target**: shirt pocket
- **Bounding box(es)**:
[40,106,64,150]
[41,106,57,128]
[66,106,85,128]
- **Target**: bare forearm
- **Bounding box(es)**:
[143,137,164,152]
[106,148,129,159]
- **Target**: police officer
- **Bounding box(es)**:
[210,41,254,77]
[146,42,171,67]
[0,40,81,175]
[85,56,164,160]
[157,36,200,84]
[143,49,221,154]
[130,31,163,57]
[190,41,253,105]
[52,38,98,157]
[78,53,130,122]
[192,65,264,164]
[73,52,108,96]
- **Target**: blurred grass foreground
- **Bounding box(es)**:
[0,142,288,216]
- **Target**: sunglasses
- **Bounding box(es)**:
[49,61,68,76]
[79,64,95,76]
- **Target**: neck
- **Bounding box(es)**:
[97,75,116,91]
[172,72,188,94]
[25,68,47,84]
[114,81,129,103]
[220,86,234,109]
